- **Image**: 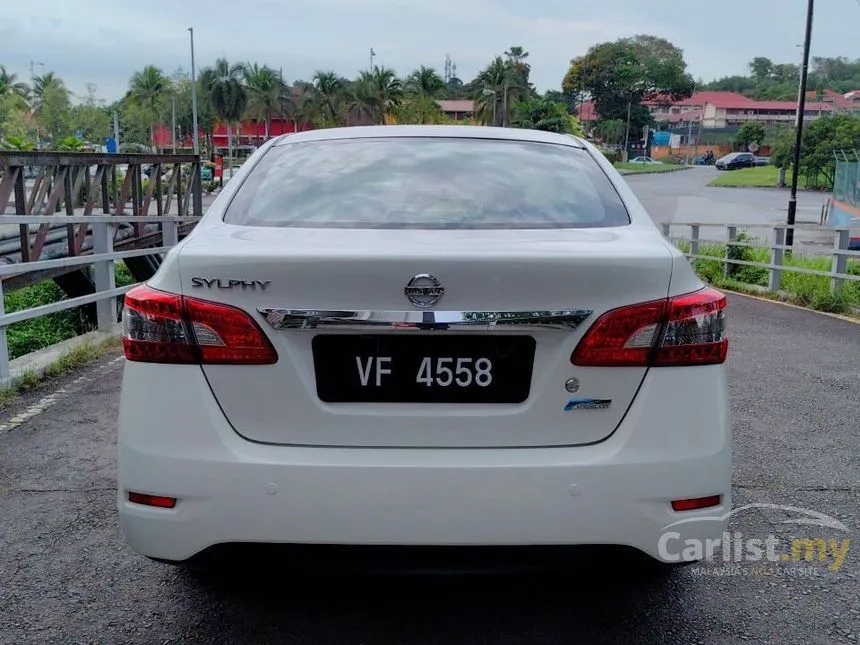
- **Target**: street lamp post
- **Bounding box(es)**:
[29,60,44,148]
[188,27,200,156]
[786,0,814,250]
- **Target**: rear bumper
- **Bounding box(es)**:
[117,363,731,564]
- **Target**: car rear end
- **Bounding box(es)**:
[117,127,731,569]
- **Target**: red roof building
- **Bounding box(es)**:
[645,91,833,128]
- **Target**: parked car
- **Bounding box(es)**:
[849,218,860,251]
[117,125,731,574]
[754,156,771,166]
[716,152,757,170]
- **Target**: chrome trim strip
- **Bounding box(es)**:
[257,308,593,331]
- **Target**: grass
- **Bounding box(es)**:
[673,232,860,315]
[0,335,122,409]
[3,261,136,361]
[708,165,810,189]
[615,162,688,174]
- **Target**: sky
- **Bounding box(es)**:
[1,0,859,104]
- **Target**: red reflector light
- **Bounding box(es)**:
[671,495,722,512]
[128,492,177,508]
[122,284,278,365]
[571,287,727,367]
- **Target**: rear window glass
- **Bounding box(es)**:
[223,137,630,229]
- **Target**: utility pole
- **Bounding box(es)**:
[370,47,376,72]
[188,27,200,156]
[623,100,632,160]
[786,0,814,250]
[30,60,44,148]
[113,111,120,153]
[172,95,177,153]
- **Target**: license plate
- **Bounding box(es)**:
[312,335,536,403]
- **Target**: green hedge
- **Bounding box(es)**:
[675,233,860,314]
[3,262,138,360]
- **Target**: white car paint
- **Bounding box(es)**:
[117,125,731,567]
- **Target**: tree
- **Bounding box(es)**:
[298,71,347,128]
[395,95,449,125]
[769,115,860,188]
[70,83,111,144]
[405,66,445,98]
[594,118,627,145]
[32,72,67,107]
[36,83,71,143]
[128,65,169,147]
[200,58,247,172]
[244,63,291,140]
[749,57,774,82]
[0,66,29,101]
[735,121,767,150]
[473,56,526,127]
[798,114,860,186]
[510,97,584,135]
[562,35,695,136]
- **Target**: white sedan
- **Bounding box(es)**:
[117,125,731,572]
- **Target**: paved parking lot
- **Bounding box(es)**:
[1,292,858,645]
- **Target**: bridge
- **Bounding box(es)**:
[0,166,857,644]
[0,151,205,378]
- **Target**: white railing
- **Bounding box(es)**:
[0,214,200,383]
[662,222,860,295]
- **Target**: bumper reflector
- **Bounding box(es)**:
[128,492,177,509]
[671,495,721,512]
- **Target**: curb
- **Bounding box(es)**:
[1,324,123,389]
[722,289,860,325]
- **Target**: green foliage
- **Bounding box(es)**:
[735,121,767,150]
[4,281,88,359]
[70,83,111,144]
[563,35,695,131]
[594,118,626,145]
[36,83,72,142]
[599,149,620,163]
[674,238,859,315]
[511,97,583,134]
[798,114,860,186]
[57,135,84,150]
[702,55,860,100]
[3,263,137,361]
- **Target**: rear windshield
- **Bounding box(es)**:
[223,137,631,229]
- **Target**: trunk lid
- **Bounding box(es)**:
[176,224,672,448]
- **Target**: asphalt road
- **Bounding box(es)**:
[627,167,835,250]
[1,293,858,645]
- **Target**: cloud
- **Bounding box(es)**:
[2,0,859,103]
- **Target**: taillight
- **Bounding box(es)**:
[123,284,278,365]
[571,287,727,367]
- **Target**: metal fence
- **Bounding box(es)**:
[662,222,860,295]
[833,155,860,209]
[0,214,199,384]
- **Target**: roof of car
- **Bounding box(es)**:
[274,125,588,149]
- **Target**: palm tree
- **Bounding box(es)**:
[405,66,445,98]
[0,66,29,108]
[504,46,531,82]
[359,66,403,124]
[473,57,525,127]
[243,63,290,141]
[200,58,247,174]
[300,71,347,127]
[128,65,169,149]
[32,72,67,104]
